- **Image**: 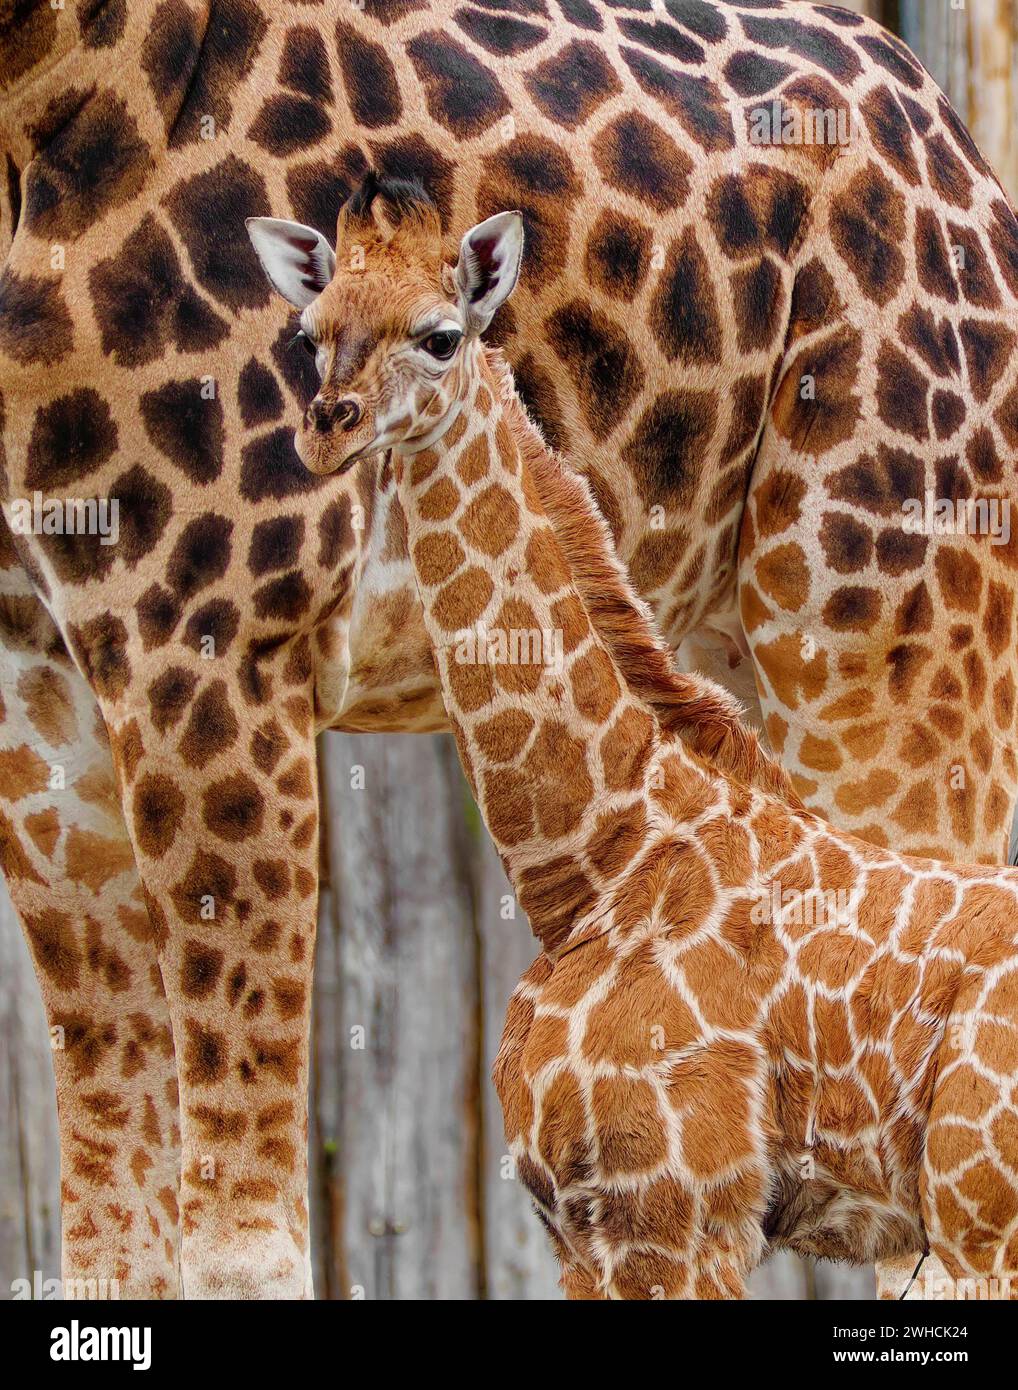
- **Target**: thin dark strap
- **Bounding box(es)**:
[899,1252,929,1301]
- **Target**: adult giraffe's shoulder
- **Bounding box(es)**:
[2,0,1018,1297]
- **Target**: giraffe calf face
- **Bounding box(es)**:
[248,175,524,475]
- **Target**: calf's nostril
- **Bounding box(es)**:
[306,401,331,434]
[337,397,362,432]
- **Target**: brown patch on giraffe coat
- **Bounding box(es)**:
[526,38,621,130]
[547,300,645,441]
[600,705,654,792]
[0,743,50,799]
[755,542,809,611]
[587,804,649,883]
[406,30,509,137]
[669,1043,757,1179]
[180,941,224,1001]
[0,267,74,365]
[570,646,621,723]
[621,49,735,153]
[824,586,882,633]
[754,634,828,709]
[458,483,520,558]
[650,228,723,366]
[89,215,228,367]
[413,529,465,586]
[773,327,863,455]
[65,828,135,891]
[24,807,60,860]
[753,470,806,539]
[592,110,692,213]
[517,856,597,955]
[474,709,534,765]
[523,721,593,838]
[276,757,313,799]
[147,667,198,735]
[829,163,907,307]
[593,1073,667,1177]
[178,680,239,766]
[24,908,81,989]
[875,342,930,441]
[133,773,185,859]
[170,849,237,924]
[24,89,153,239]
[253,860,290,901]
[183,1018,228,1086]
[25,388,118,490]
[202,772,265,842]
[915,207,960,304]
[431,566,493,632]
[536,1065,589,1187]
[935,548,982,613]
[623,389,716,510]
[731,257,785,353]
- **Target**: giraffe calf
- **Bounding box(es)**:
[251,175,1018,1301]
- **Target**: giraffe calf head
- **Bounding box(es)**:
[248,173,524,475]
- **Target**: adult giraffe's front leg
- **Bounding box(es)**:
[92,633,320,1299]
[0,558,180,1297]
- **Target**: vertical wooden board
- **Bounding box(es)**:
[472,831,562,1300]
[316,732,480,1300]
[968,0,1018,202]
[747,1251,811,1300]
[899,0,970,112]
[815,1262,878,1300]
[0,882,60,1297]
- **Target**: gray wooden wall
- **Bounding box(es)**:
[6,0,1017,1303]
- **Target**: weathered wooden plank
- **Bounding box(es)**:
[899,0,971,113]
[835,0,882,15]
[968,0,1018,202]
[748,1251,811,1300]
[315,732,480,1300]
[0,882,60,1298]
[815,1261,878,1300]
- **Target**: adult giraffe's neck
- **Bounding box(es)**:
[395,348,797,954]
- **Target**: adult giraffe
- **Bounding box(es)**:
[1,0,1017,1299]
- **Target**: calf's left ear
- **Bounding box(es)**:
[455,211,524,334]
[246,217,336,308]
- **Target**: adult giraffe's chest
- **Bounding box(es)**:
[3,0,824,660]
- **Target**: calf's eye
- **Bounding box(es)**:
[422,330,462,360]
[294,330,317,357]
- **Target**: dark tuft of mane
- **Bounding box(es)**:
[345,170,436,225]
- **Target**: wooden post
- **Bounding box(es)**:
[836,0,882,15]
[313,733,481,1299]
[968,0,1018,202]
[0,884,60,1298]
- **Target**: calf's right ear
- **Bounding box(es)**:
[246,217,336,308]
